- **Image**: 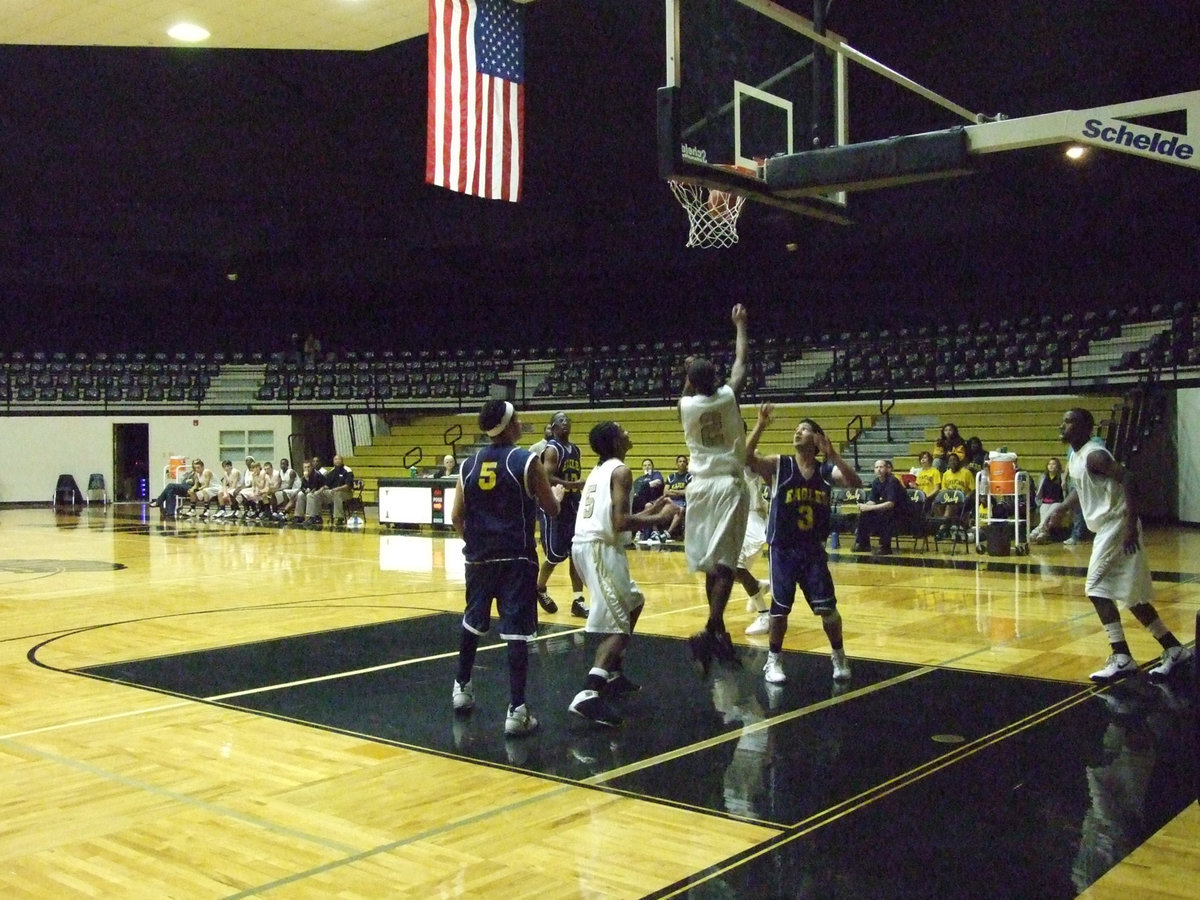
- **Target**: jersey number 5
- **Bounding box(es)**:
[477,461,498,490]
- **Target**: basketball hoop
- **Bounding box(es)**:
[669,180,747,249]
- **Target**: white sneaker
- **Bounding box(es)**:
[1063,536,1081,546]
[452,680,474,711]
[745,612,771,636]
[1148,645,1192,681]
[504,703,539,736]
[763,653,786,684]
[831,648,852,682]
[745,579,772,613]
[1089,653,1137,682]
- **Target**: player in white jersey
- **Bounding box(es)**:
[1043,408,1192,682]
[738,467,774,635]
[678,304,751,676]
[568,421,676,726]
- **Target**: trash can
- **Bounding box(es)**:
[986,523,1011,556]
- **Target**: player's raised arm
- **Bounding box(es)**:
[745,402,777,479]
[819,431,862,488]
[728,304,749,395]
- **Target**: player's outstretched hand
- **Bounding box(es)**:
[731,304,748,326]
[757,402,774,427]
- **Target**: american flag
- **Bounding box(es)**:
[427,0,526,202]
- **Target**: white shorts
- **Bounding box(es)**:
[685,474,750,574]
[1085,521,1153,609]
[738,511,767,569]
[195,486,221,501]
[571,540,644,635]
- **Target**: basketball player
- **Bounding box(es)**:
[739,466,774,635]
[568,421,676,726]
[745,404,862,684]
[1042,408,1192,682]
[536,411,589,619]
[451,400,563,736]
[679,303,751,676]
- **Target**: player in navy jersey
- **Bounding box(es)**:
[536,411,589,619]
[451,400,564,737]
[746,403,862,685]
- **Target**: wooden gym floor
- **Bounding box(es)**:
[0,504,1196,898]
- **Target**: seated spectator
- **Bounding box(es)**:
[276,458,301,518]
[324,454,355,525]
[439,454,457,477]
[149,461,199,516]
[188,459,218,516]
[932,423,966,472]
[228,456,256,518]
[1029,457,1068,543]
[658,454,691,542]
[258,461,283,521]
[940,452,974,497]
[293,460,329,525]
[912,451,942,504]
[852,458,907,555]
[963,436,988,475]
[214,460,243,519]
[936,453,974,536]
[631,457,665,542]
[238,461,265,520]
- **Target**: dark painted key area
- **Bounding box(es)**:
[76,613,1196,899]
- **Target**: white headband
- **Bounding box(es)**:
[486,401,515,437]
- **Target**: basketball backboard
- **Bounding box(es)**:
[659,0,851,223]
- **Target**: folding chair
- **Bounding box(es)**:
[86,473,108,505]
[903,487,934,551]
[926,489,968,554]
[344,479,366,527]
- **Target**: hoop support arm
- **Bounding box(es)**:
[965,89,1200,170]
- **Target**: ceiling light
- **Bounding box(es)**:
[167,23,211,43]
[1065,145,1087,161]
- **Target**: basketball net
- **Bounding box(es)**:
[669,180,746,249]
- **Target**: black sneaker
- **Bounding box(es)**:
[851,543,871,553]
[876,546,892,556]
[537,590,558,613]
[688,630,714,678]
[711,630,741,668]
[603,672,641,695]
[569,690,622,726]
[570,598,588,619]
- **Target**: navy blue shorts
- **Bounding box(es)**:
[768,544,837,616]
[463,558,539,640]
[539,493,580,565]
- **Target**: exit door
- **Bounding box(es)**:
[113,423,149,502]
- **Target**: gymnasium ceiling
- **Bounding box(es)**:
[0,0,428,51]
[0,1,1195,352]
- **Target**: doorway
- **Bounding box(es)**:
[113,423,149,502]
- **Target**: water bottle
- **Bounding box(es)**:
[829,531,840,549]
[409,465,417,479]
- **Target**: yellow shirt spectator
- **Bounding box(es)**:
[915,466,943,497]
[941,466,974,494]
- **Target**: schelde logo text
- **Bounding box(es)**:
[1081,119,1194,160]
